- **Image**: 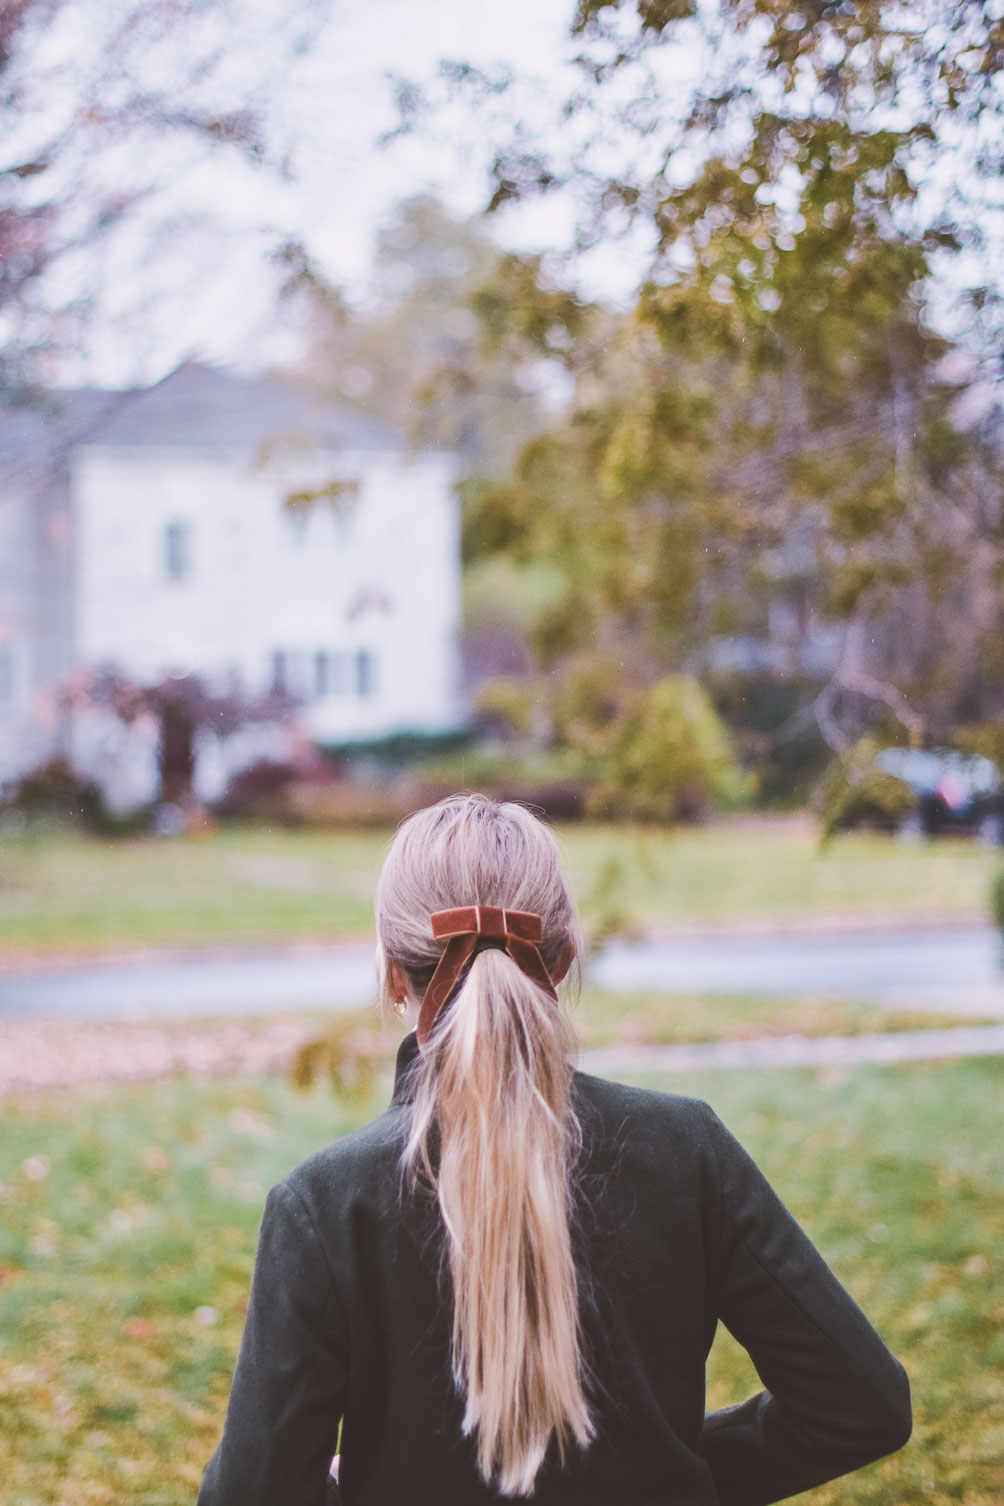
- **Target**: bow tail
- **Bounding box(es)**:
[506,937,558,1001]
[417,933,478,1046]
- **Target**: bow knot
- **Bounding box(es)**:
[417,906,557,1046]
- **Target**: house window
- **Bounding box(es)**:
[285,509,309,547]
[355,648,376,698]
[334,653,348,695]
[314,650,330,699]
[164,521,191,580]
[315,652,353,698]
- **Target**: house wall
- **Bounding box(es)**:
[0,482,36,785]
[0,467,75,786]
[70,443,461,748]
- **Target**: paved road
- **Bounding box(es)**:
[0,945,378,1021]
[589,927,1004,1010]
[0,927,1000,1022]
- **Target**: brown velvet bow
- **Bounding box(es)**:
[416,905,558,1047]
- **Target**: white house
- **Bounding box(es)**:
[0,363,461,808]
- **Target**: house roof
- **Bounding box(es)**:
[0,362,402,475]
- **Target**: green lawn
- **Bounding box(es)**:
[291,993,998,1096]
[1,1055,1001,1505]
[572,989,995,1046]
[0,818,995,955]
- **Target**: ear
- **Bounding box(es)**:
[387,955,411,1003]
[551,938,575,987]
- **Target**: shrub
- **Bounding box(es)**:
[954,721,1004,770]
[991,867,1004,940]
[587,676,743,823]
[817,737,915,843]
[213,759,301,823]
[3,757,111,832]
[707,667,832,807]
[474,677,538,741]
[290,1014,388,1098]
[551,657,630,756]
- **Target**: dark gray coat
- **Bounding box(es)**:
[198,1033,911,1505]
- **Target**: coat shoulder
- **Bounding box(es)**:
[276,1103,408,1214]
[572,1068,718,1169]
[574,1066,713,1134]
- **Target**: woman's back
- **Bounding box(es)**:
[199,1034,910,1506]
[198,796,910,1505]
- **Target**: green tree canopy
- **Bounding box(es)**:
[429,0,1004,760]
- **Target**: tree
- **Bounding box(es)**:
[412,0,1003,769]
[65,667,297,811]
[421,1,1003,371]
[463,247,1003,745]
[278,194,603,702]
[280,194,587,474]
[1,0,325,387]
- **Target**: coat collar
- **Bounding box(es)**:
[390,1030,421,1106]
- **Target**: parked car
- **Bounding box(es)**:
[873,747,1003,843]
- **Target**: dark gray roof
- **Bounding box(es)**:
[0,397,59,476]
[0,363,401,474]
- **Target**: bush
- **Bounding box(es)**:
[409,745,592,820]
[213,759,302,823]
[316,729,474,771]
[2,757,112,832]
[473,677,538,741]
[290,1013,389,1098]
[587,676,743,824]
[954,720,1004,772]
[707,667,832,807]
[817,737,915,843]
[551,657,630,755]
[991,867,1004,940]
[286,780,428,829]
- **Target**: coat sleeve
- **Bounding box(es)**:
[198,1178,348,1506]
[697,1106,911,1506]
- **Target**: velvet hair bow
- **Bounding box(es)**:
[416,905,558,1047]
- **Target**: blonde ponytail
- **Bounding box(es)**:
[375,797,593,1496]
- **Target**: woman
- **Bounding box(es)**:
[198,795,911,1504]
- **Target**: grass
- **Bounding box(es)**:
[0,1078,354,1506]
[290,992,1000,1098]
[3,989,994,1102]
[0,825,382,955]
[0,818,995,956]
[560,822,996,934]
[571,989,995,1047]
[0,1053,1001,1504]
[4,988,991,1102]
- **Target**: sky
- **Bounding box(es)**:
[282,0,578,279]
[22,0,1004,391]
[46,0,589,387]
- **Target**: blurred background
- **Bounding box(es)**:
[0,2,1002,1502]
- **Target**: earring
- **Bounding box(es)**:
[393,998,407,1019]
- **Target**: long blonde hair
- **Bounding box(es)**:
[374,795,593,1496]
